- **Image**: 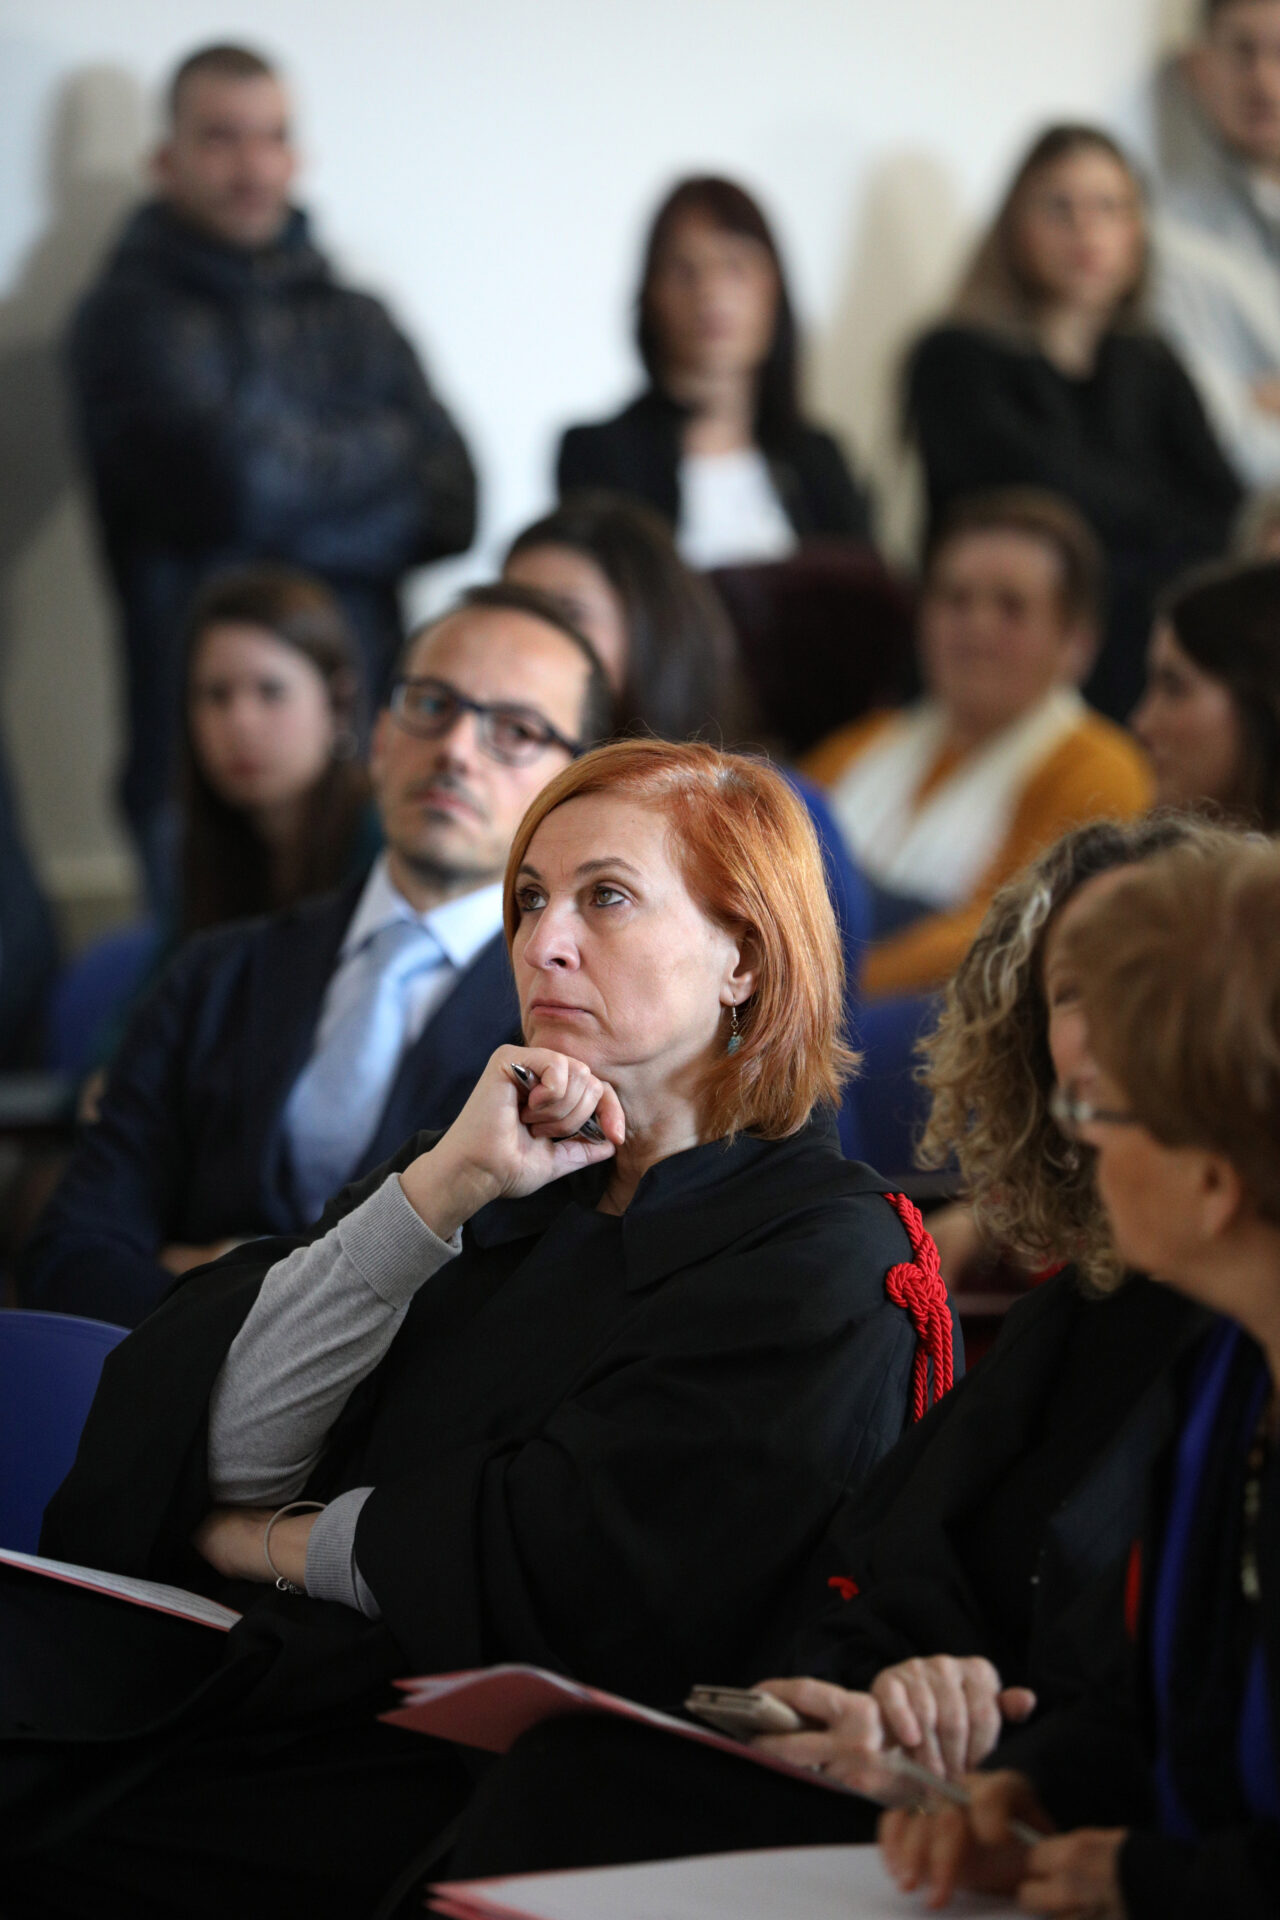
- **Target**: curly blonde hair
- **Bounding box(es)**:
[917,813,1238,1290]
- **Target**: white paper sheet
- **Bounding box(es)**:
[431,1845,1015,1920]
[0,1546,241,1630]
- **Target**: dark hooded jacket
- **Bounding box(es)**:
[67,202,477,842]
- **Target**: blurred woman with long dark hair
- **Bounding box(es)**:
[558,176,872,568]
[179,565,374,935]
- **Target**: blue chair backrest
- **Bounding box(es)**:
[46,920,162,1077]
[0,1309,127,1551]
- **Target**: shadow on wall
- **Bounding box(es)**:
[808,150,969,563]
[0,67,145,924]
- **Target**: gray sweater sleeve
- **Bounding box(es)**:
[207,1174,461,1612]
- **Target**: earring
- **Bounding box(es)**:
[727,1003,741,1055]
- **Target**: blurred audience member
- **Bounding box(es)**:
[19,585,611,1327]
[67,43,476,900]
[881,835,1280,1918]
[503,490,870,1151]
[1132,556,1280,827]
[558,177,871,568]
[504,491,743,739]
[908,124,1240,721]
[1155,0,1280,488]
[803,491,1152,1000]
[0,752,58,1071]
[179,566,375,936]
[1235,483,1280,555]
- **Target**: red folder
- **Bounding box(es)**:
[381,1663,852,1794]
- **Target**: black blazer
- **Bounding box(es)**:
[772,1271,1209,1700]
[557,387,872,542]
[19,881,519,1328]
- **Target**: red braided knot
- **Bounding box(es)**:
[883,1192,954,1422]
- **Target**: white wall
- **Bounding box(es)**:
[0,0,1198,913]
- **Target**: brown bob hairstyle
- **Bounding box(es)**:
[926,486,1106,634]
[1066,833,1280,1221]
[502,738,856,1141]
[1061,836,1280,1224]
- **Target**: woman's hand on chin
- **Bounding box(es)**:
[400,1045,625,1239]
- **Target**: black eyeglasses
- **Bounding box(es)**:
[389,677,583,766]
[1049,1084,1142,1141]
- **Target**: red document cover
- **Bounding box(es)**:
[380,1663,852,1794]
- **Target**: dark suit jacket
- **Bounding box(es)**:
[19,881,519,1327]
[557,387,872,542]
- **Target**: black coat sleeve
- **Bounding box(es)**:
[67,281,476,576]
[355,1195,925,1703]
[38,1137,434,1582]
[784,428,874,541]
[1120,1825,1280,1920]
[556,423,611,497]
[18,939,230,1328]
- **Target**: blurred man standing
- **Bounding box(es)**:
[1155,0,1280,486]
[69,44,477,897]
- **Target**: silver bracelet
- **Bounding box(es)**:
[261,1500,325,1595]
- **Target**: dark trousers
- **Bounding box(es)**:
[0,1573,470,1920]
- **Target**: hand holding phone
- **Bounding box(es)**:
[684,1685,805,1740]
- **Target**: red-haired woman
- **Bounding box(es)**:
[2,741,954,1919]
[558,177,872,567]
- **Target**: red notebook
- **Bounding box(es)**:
[382,1663,852,1794]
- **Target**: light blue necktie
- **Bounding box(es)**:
[286,918,444,1221]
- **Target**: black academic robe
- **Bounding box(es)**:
[1,1119,944,1916]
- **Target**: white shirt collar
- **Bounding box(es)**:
[340,854,506,973]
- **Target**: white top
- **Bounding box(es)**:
[314,854,505,1058]
[676,448,798,569]
[829,688,1087,909]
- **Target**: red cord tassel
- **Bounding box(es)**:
[883,1192,955,1421]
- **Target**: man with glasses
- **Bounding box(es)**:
[21,584,612,1327]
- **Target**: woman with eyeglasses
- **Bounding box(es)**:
[882,834,1280,1919]
[907,124,1240,722]
[1,738,955,1920]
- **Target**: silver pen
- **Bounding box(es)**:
[505,1060,607,1145]
[870,1749,1044,1847]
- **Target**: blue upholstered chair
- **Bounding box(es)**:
[0,1309,127,1551]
